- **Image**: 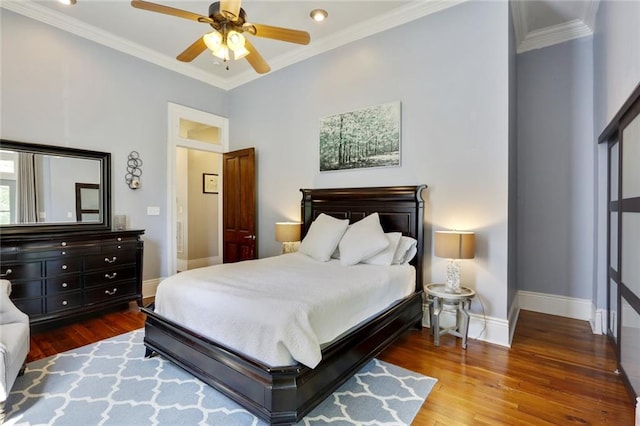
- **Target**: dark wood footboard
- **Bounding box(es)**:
[142,290,423,424]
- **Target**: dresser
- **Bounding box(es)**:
[0,229,144,328]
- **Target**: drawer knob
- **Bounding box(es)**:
[117,245,122,249]
[105,288,118,295]
[62,300,68,306]
[61,242,67,247]
[62,265,68,270]
[105,256,117,264]
[61,251,67,255]
[104,272,118,280]
[62,282,68,288]
[117,237,122,242]
[0,268,12,278]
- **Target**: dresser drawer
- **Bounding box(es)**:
[85,281,137,305]
[101,241,138,253]
[46,275,82,295]
[46,292,83,314]
[85,265,137,287]
[22,239,101,251]
[19,246,100,260]
[85,251,137,271]
[10,279,43,299]
[0,261,42,280]
[45,258,82,277]
[14,298,44,317]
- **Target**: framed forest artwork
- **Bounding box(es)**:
[319,101,401,172]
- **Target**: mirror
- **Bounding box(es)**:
[0,140,111,234]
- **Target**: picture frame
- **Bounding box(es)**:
[203,173,218,194]
[319,101,401,172]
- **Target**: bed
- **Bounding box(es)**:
[142,185,427,425]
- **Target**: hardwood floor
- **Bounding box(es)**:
[27,307,635,425]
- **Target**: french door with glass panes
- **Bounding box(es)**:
[601,82,640,401]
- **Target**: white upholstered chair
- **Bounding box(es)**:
[0,279,29,423]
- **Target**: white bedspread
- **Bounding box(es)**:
[154,253,415,368]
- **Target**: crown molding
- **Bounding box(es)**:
[2,0,467,91]
[1,0,230,89]
[582,0,600,31]
[225,0,468,89]
[510,0,529,48]
[517,18,593,54]
[513,0,599,55]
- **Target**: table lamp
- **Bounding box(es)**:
[434,231,475,293]
[275,222,302,253]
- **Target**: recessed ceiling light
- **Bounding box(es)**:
[310,9,328,22]
[58,0,77,4]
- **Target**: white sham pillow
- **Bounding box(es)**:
[339,213,389,266]
[362,232,402,266]
[392,236,418,264]
[298,213,349,262]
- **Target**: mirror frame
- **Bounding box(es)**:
[0,139,111,235]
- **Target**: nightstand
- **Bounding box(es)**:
[425,283,475,349]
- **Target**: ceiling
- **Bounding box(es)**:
[2,0,599,90]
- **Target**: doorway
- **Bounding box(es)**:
[167,103,229,276]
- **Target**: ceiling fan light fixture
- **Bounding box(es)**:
[226,30,246,50]
[211,45,230,61]
[310,9,328,22]
[233,45,250,60]
[203,30,223,51]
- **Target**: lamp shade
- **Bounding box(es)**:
[275,222,302,243]
[434,231,475,259]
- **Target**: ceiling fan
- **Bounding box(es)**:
[130,0,311,74]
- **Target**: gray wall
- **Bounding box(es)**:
[516,37,594,299]
[594,0,640,309]
[0,10,228,280]
[229,1,512,321]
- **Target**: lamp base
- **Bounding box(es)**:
[445,259,461,293]
[282,242,300,254]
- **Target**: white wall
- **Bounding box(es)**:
[229,1,512,321]
[0,10,229,280]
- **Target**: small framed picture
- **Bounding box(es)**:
[203,173,218,194]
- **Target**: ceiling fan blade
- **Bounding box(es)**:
[244,39,270,74]
[177,37,207,62]
[220,0,242,21]
[249,23,310,45]
[131,0,213,24]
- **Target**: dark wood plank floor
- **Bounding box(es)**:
[27,307,635,425]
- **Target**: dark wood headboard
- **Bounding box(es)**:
[300,185,427,292]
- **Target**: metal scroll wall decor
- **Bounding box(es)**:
[125,151,143,189]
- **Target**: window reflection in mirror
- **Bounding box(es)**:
[0,140,109,228]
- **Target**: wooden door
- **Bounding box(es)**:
[223,147,256,263]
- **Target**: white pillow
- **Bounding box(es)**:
[339,213,389,266]
[298,213,349,262]
[392,236,418,264]
[363,232,402,266]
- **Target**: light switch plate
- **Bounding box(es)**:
[147,206,160,216]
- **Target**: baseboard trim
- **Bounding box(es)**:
[517,290,603,335]
[422,300,511,347]
[142,278,161,299]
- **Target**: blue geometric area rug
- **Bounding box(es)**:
[5,330,436,425]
